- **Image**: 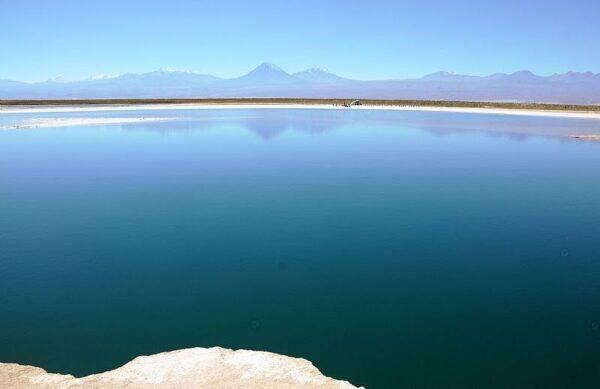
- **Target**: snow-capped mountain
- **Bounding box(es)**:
[229,63,297,85]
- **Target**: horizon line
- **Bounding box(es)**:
[3,62,600,84]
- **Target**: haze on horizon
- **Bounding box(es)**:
[1,0,599,83]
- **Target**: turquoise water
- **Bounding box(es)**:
[1,108,600,388]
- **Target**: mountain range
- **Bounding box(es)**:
[1,63,600,104]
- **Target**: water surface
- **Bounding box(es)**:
[1,108,600,388]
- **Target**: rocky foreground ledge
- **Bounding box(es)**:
[0,347,361,388]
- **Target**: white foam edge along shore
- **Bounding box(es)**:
[1,103,600,120]
[0,346,363,389]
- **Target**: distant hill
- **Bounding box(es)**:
[292,68,350,83]
[1,64,600,104]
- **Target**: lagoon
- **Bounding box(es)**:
[1,108,600,388]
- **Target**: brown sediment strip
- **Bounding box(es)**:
[571,134,600,140]
[1,98,600,113]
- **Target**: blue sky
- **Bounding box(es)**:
[1,0,599,82]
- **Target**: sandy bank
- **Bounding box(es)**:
[2,103,600,120]
[0,347,361,389]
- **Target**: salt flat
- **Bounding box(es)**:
[2,103,600,120]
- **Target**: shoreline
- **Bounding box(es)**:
[2,102,600,120]
[0,117,175,130]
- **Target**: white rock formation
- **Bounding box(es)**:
[0,347,361,388]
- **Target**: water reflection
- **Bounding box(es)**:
[3,108,600,143]
[112,109,600,143]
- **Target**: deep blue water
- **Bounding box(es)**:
[1,108,600,388]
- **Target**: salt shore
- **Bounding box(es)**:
[1,117,174,130]
[1,103,600,120]
[0,347,361,389]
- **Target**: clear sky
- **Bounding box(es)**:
[1,0,599,82]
